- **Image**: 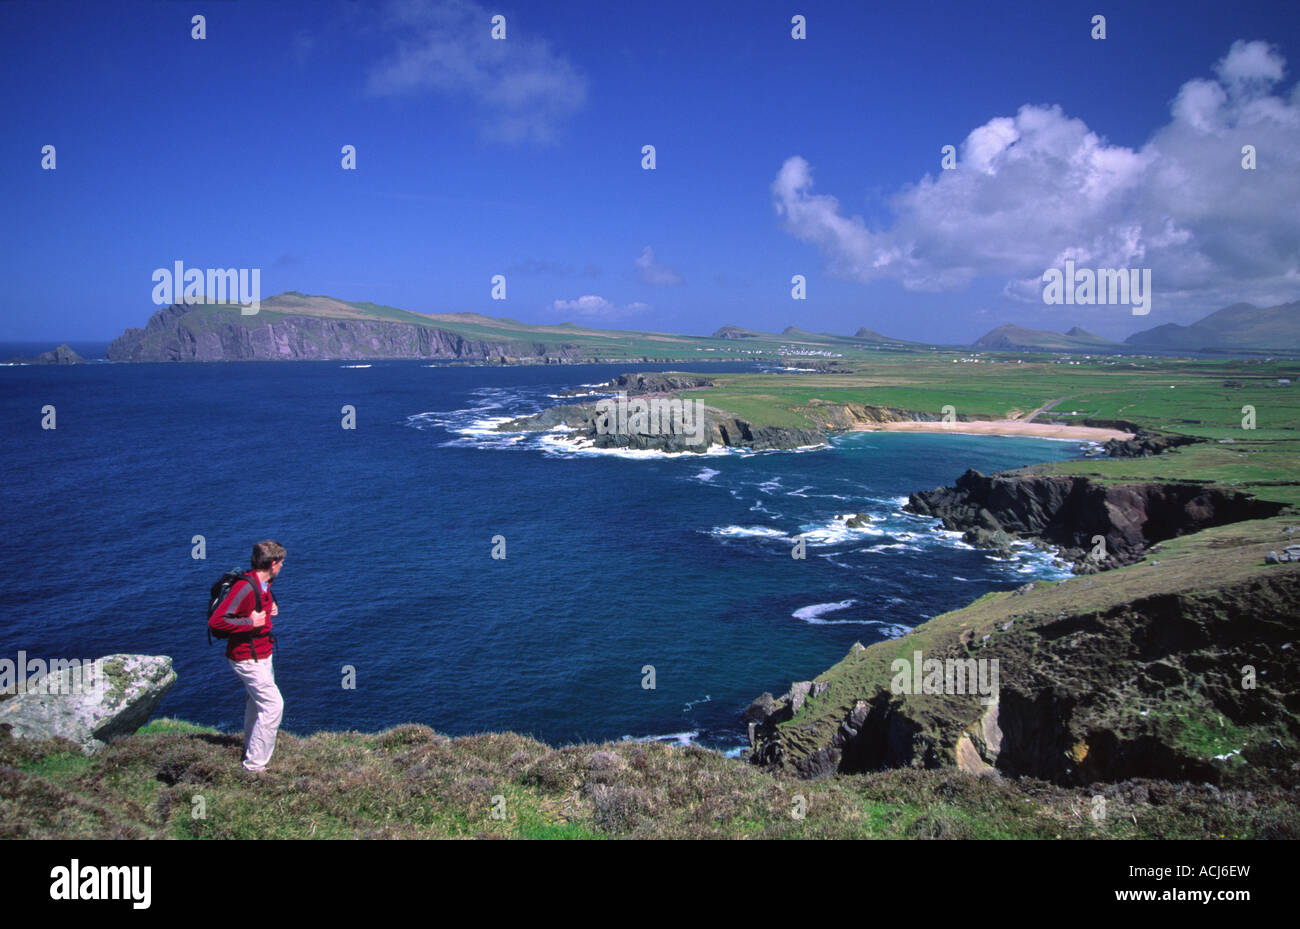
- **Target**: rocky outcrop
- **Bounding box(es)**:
[777,359,856,373]
[749,549,1300,786]
[0,655,176,753]
[1103,432,1200,458]
[906,470,1286,569]
[711,325,764,339]
[497,400,826,453]
[802,401,955,430]
[106,303,580,363]
[605,372,715,394]
[497,381,989,453]
[5,344,85,364]
[553,372,715,398]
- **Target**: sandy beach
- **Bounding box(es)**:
[852,420,1136,441]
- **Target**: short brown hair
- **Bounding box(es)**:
[252,540,286,570]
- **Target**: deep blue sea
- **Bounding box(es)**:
[0,353,1093,754]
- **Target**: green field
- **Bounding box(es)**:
[669,351,1300,505]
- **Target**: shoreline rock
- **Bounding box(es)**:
[497,397,826,453]
[748,553,1300,786]
[4,344,84,365]
[905,469,1286,570]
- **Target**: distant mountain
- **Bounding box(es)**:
[1125,301,1300,353]
[711,325,765,339]
[106,293,931,364]
[713,322,922,350]
[973,324,1122,352]
[851,326,911,344]
[971,301,1300,355]
[106,292,718,363]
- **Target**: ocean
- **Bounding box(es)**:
[0,356,1091,754]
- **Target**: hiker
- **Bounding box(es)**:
[208,541,285,773]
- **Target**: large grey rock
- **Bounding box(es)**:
[742,692,778,724]
[0,654,176,753]
[787,681,813,715]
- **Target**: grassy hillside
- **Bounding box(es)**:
[173,293,939,363]
[1126,301,1300,352]
[2,717,1294,839]
[974,323,1124,352]
[763,515,1300,779]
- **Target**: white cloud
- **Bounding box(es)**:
[634,246,682,286]
[548,295,647,320]
[366,0,587,144]
[772,40,1300,315]
[1215,38,1286,90]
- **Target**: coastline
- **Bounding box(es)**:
[852,420,1135,441]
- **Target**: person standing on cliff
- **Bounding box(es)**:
[208,541,285,773]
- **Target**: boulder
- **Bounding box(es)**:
[787,681,813,715]
[742,692,779,724]
[0,654,176,753]
[1265,546,1300,564]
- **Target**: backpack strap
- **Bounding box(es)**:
[239,574,264,614]
[240,574,266,662]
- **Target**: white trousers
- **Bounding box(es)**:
[228,656,283,772]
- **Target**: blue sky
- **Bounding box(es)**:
[2,0,1298,343]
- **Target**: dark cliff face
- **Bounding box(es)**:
[906,470,1285,569]
[105,304,578,363]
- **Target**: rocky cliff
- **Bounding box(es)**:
[748,517,1300,787]
[906,469,1285,569]
[1102,431,1200,458]
[497,399,826,453]
[805,401,954,430]
[605,372,716,394]
[106,302,579,363]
